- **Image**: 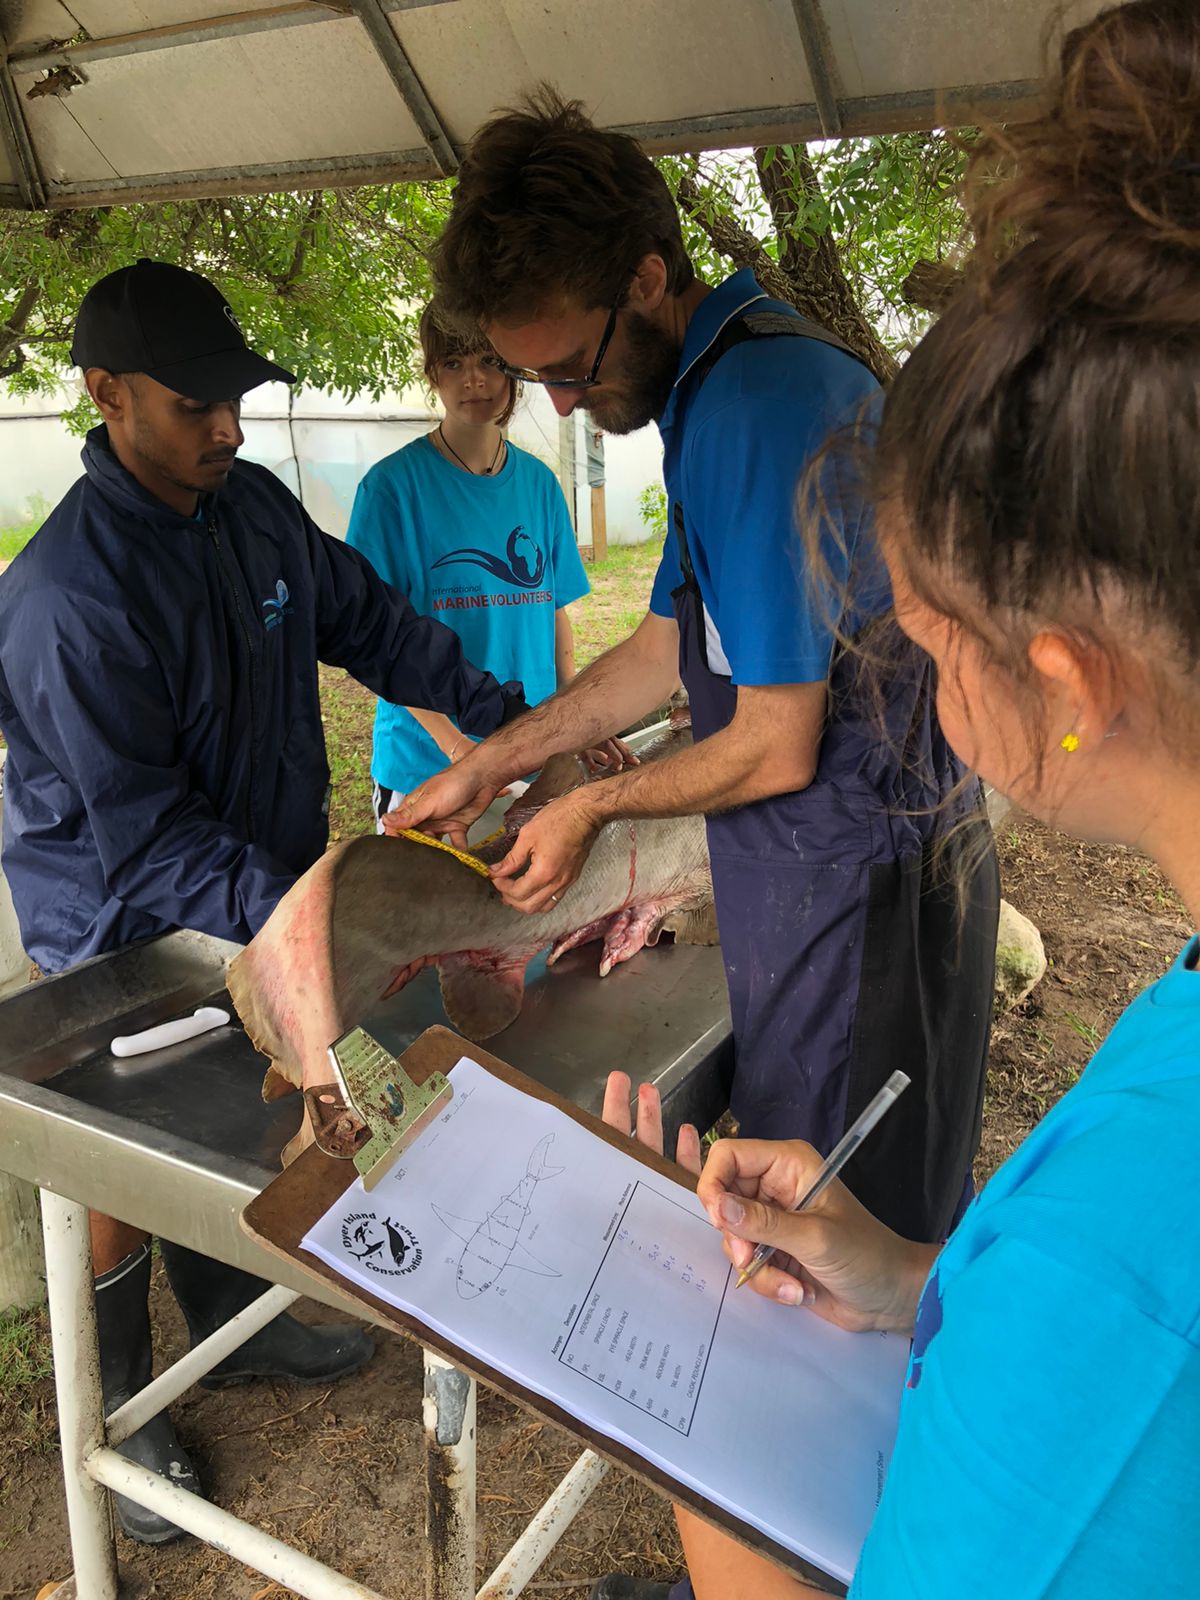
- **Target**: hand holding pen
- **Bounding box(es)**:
[736,1072,910,1288]
[695,1072,937,1336]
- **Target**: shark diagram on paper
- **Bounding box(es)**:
[432,1133,564,1298]
[301,1056,908,1584]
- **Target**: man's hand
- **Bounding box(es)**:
[488,790,601,912]
[386,751,504,849]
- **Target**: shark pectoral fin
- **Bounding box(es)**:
[261,1064,297,1102]
[437,953,528,1041]
[661,901,721,947]
[431,1202,480,1244]
[508,1243,561,1278]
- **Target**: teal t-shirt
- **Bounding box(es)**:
[346,435,589,793]
[851,938,1200,1598]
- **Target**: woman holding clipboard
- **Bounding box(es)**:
[599,4,1200,1597]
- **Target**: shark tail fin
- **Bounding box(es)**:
[527,1132,565,1181]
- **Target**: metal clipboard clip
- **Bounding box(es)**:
[302,1027,452,1191]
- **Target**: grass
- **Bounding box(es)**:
[0,1305,52,1398]
[0,1303,57,1479]
[570,537,665,668]
[0,520,40,563]
[1062,1010,1102,1050]
[0,496,49,564]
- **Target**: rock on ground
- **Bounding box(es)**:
[994,898,1047,1013]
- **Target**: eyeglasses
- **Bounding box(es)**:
[499,288,624,392]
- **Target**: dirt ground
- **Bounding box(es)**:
[0,813,1189,1600]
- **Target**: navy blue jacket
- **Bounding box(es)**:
[0,427,526,972]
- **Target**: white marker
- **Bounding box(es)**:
[111,1005,230,1058]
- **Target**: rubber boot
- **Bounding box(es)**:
[95,1243,201,1544]
[158,1240,374,1388]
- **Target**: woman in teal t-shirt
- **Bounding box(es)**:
[347,304,590,826]
[593,6,1200,1600]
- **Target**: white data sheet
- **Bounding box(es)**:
[302,1057,907,1582]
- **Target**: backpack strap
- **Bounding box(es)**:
[687,307,866,393]
[671,307,868,676]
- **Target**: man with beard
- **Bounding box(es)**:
[0,258,530,1545]
[394,94,997,1280]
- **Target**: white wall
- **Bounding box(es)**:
[0,380,666,546]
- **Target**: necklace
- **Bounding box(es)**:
[436,426,504,476]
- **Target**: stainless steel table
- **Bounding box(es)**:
[0,926,733,1599]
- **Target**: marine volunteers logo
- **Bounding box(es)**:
[341,1211,423,1277]
[261,578,293,630]
[432,525,547,589]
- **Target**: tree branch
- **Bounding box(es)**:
[675,170,800,308]
[277,191,326,293]
[0,279,43,370]
[900,257,963,314]
[752,149,896,382]
[676,158,896,383]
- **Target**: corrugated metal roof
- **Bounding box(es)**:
[0,1,1106,210]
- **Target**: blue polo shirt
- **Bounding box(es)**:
[851,939,1200,1598]
[347,435,588,794]
[649,269,881,685]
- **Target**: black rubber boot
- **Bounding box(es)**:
[159,1240,374,1389]
[589,1580,674,1600]
[95,1243,201,1545]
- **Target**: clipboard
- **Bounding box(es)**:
[242,1025,848,1593]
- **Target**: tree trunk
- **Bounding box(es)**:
[753,149,897,382]
[0,279,41,378]
[676,153,897,384]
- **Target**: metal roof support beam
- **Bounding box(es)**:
[39,146,436,209]
[7,5,456,75]
[620,75,1041,148]
[7,5,346,74]
[790,0,844,138]
[349,0,458,176]
[0,55,45,209]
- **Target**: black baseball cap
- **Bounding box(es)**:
[71,258,295,401]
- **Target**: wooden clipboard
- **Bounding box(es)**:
[242,1025,844,1593]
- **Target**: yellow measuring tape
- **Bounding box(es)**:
[391,827,492,879]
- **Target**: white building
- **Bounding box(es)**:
[0,379,666,548]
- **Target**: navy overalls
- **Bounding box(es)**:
[665,293,998,1247]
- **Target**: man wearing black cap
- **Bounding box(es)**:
[0,259,531,1544]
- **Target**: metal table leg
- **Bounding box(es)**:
[422,1346,610,1600]
[39,1186,388,1599]
[424,1348,477,1599]
[477,1449,609,1599]
[40,1187,120,1600]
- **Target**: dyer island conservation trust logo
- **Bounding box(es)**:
[341,1211,422,1277]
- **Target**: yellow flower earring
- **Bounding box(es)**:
[1060,732,1081,754]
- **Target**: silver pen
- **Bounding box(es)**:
[734,1070,911,1290]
